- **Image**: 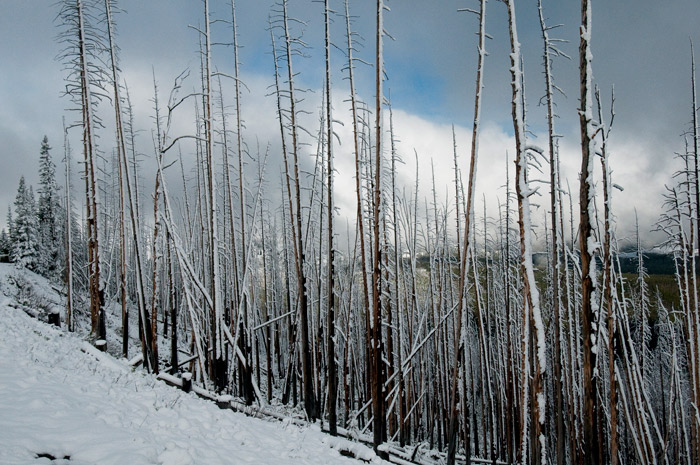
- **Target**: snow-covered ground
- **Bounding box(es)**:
[0,264,384,465]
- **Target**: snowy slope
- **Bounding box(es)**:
[0,266,384,465]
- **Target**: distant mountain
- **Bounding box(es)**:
[617,251,677,275]
[531,249,678,276]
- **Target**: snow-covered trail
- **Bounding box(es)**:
[0,300,380,465]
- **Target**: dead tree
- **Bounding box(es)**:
[323,0,339,436]
[115,86,154,371]
[270,0,319,420]
[538,1,567,462]
[371,0,388,452]
[505,1,547,464]
[447,1,486,463]
[103,0,130,358]
[343,0,373,427]
[228,0,255,406]
[58,0,107,347]
[579,1,603,464]
[62,118,74,333]
[150,73,165,374]
[689,41,700,465]
[202,0,226,391]
[596,87,619,465]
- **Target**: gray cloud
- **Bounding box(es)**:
[0,0,698,246]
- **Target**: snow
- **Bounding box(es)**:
[0,264,384,465]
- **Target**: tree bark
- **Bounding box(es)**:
[446,2,486,463]
[579,2,603,464]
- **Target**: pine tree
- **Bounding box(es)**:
[37,136,61,276]
[12,177,39,271]
[6,206,15,257]
[0,229,10,262]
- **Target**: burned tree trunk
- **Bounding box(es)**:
[579,1,603,464]
[505,1,547,463]
[324,0,338,436]
[371,0,387,451]
[447,1,486,463]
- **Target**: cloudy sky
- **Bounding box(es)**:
[1,0,699,247]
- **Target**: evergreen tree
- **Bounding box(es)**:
[6,206,14,257]
[12,176,39,271]
[37,136,62,276]
[0,229,10,262]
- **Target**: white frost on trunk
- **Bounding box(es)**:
[203,0,224,360]
[506,1,546,464]
[581,0,600,355]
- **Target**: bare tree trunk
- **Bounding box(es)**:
[220,1,254,404]
[123,93,153,370]
[102,0,156,369]
[505,2,547,464]
[76,0,105,348]
[689,41,700,465]
[503,157,518,464]
[323,0,338,436]
[230,0,254,405]
[343,0,373,430]
[598,87,620,465]
[275,0,318,420]
[150,74,166,375]
[166,227,177,375]
[63,118,74,333]
[447,2,486,464]
[257,166,273,402]
[579,2,603,464]
[371,0,387,451]
[269,24,296,407]
[103,0,129,358]
[538,2,565,462]
[203,0,226,391]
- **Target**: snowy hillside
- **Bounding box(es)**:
[0,264,384,465]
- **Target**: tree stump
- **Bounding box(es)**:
[182,372,192,393]
[48,310,60,327]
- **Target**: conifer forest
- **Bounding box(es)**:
[3,1,700,464]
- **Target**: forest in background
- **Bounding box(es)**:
[2,1,700,465]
